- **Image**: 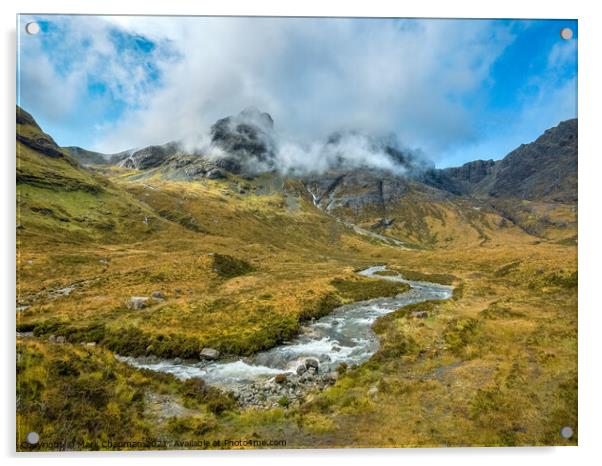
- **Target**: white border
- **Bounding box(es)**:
[2,1,601,465]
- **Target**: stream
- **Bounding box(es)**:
[119,266,453,398]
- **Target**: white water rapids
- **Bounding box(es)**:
[118,266,453,391]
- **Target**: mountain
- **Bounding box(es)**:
[65,146,134,166]
[16,106,163,243]
[421,119,577,202]
[35,106,577,245]
[16,106,65,159]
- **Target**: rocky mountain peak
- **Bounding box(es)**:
[16,106,65,159]
[209,108,277,174]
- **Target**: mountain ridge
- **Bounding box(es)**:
[63,109,577,205]
[421,119,577,202]
[19,106,577,246]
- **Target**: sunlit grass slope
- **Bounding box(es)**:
[16,106,577,449]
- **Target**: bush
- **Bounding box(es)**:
[167,416,215,435]
[277,396,290,408]
[180,377,235,415]
[444,318,481,355]
[211,254,255,278]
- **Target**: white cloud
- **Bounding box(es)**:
[437,38,577,168]
[85,17,516,160]
[18,15,174,125]
[20,16,529,170]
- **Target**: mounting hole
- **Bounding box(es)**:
[25,22,40,35]
[560,426,574,439]
[26,431,40,444]
[560,28,573,40]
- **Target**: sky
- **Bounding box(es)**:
[17,15,577,168]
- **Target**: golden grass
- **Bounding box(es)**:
[16,143,578,448]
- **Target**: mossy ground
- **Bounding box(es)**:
[16,123,577,449]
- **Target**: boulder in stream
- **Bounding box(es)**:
[200,348,220,360]
[304,358,319,370]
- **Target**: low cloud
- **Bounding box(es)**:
[180,107,428,176]
[19,16,531,168]
[20,17,516,159]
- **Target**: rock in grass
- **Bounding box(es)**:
[151,291,166,300]
[200,348,220,360]
[55,336,66,344]
[410,310,428,319]
[128,296,150,310]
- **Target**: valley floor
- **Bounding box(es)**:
[17,235,577,449]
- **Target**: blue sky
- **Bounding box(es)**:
[17,16,577,168]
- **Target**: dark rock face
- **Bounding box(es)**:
[421,159,496,195]
[421,119,577,202]
[210,107,276,174]
[487,119,577,202]
[16,106,64,158]
[305,170,411,214]
[119,142,181,170]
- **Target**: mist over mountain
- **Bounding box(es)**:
[64,108,577,211]
[69,108,432,179]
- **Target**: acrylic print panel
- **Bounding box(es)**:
[16,14,578,451]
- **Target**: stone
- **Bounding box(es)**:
[199,348,220,360]
[371,217,395,229]
[151,291,166,300]
[55,336,66,344]
[206,168,227,180]
[296,364,307,376]
[184,166,206,177]
[368,386,379,398]
[410,310,428,319]
[128,296,150,310]
[48,335,56,343]
[85,342,96,347]
[304,358,319,370]
[119,142,180,170]
[324,372,339,384]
